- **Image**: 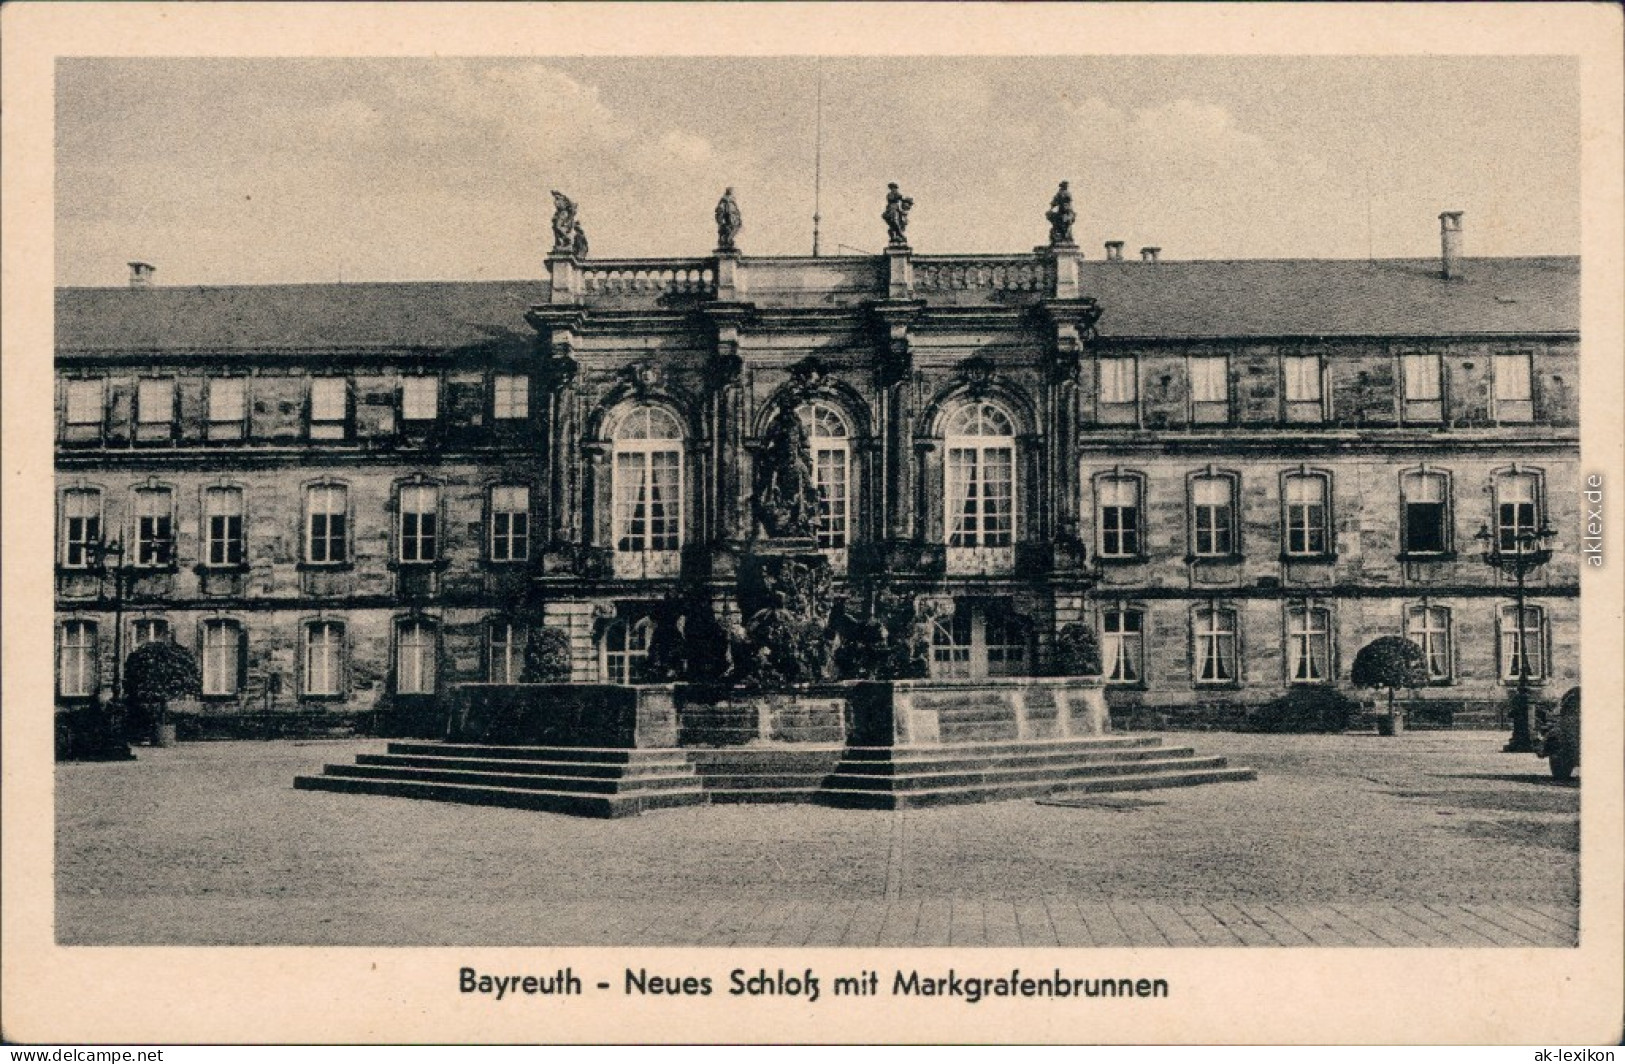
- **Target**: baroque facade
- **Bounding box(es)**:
[54,210,1580,730]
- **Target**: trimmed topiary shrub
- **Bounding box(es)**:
[523,627,573,683]
[123,641,201,744]
[1351,635,1429,719]
[1052,622,1102,678]
[1244,686,1363,733]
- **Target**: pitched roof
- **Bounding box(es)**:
[54,256,1577,354]
[1081,256,1577,339]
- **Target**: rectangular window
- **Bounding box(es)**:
[1283,354,1324,421]
[493,374,530,420]
[1192,476,1235,557]
[310,378,348,439]
[1493,353,1534,423]
[204,486,245,567]
[1097,477,1141,558]
[131,618,169,648]
[1190,357,1228,422]
[65,380,104,434]
[1099,358,1137,406]
[930,609,974,680]
[201,619,242,696]
[133,488,175,567]
[399,484,439,563]
[489,485,530,562]
[984,611,1027,678]
[814,448,849,551]
[304,622,344,696]
[401,377,439,422]
[489,622,524,684]
[58,621,98,697]
[1401,471,1450,555]
[604,618,651,684]
[1102,609,1143,684]
[396,621,436,695]
[306,484,348,564]
[947,446,1014,549]
[61,489,102,568]
[1499,605,1546,683]
[1284,475,1330,557]
[207,378,247,440]
[1287,606,1332,683]
[137,379,175,424]
[614,450,682,553]
[1406,606,1452,683]
[1402,353,1443,421]
[1193,608,1237,685]
[1495,473,1540,553]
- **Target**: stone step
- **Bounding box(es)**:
[321,763,700,795]
[1048,766,1259,796]
[833,745,1198,776]
[839,735,1162,761]
[295,773,706,818]
[356,753,686,779]
[705,787,826,804]
[822,755,1233,793]
[386,742,688,765]
[815,766,1258,809]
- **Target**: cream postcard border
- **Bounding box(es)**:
[3,2,1621,1045]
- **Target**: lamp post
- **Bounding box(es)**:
[86,536,130,709]
[1474,520,1555,753]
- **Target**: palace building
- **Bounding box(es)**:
[53,204,1580,733]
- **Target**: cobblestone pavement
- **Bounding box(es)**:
[55,731,1580,947]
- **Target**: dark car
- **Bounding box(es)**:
[1537,686,1580,781]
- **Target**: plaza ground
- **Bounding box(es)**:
[55,731,1578,947]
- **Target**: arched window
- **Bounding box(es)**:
[944,400,1016,572]
[611,405,683,576]
[1192,605,1238,685]
[1400,469,1452,556]
[1493,470,1544,553]
[602,616,655,684]
[798,402,850,554]
[395,619,437,694]
[1094,472,1144,559]
[1498,605,1546,683]
[60,487,102,568]
[303,621,345,697]
[57,620,99,698]
[1189,472,1238,558]
[1286,604,1333,684]
[1282,471,1331,558]
[1405,604,1452,684]
[203,486,245,568]
[1101,606,1145,685]
[201,619,244,697]
[133,486,175,567]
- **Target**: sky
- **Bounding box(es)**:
[54,56,1580,287]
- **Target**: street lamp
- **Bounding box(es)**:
[1474,520,1556,753]
[85,536,130,709]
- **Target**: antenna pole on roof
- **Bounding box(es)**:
[812,60,823,258]
[1364,158,1374,262]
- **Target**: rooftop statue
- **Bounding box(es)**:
[715,187,743,252]
[883,183,914,247]
[549,190,578,254]
[571,221,589,260]
[1046,180,1076,246]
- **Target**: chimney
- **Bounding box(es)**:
[1139,246,1161,263]
[1104,241,1125,262]
[128,261,155,287]
[1439,211,1463,280]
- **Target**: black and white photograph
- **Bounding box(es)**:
[5,2,1622,1047]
